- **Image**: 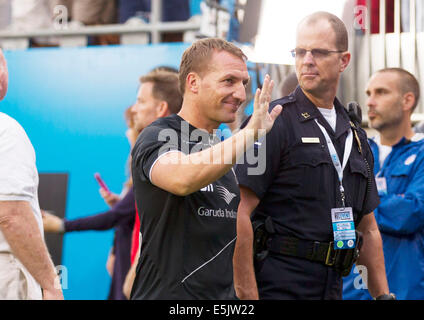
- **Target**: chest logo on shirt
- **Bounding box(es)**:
[200,184,214,192]
[216,186,237,205]
[301,112,311,119]
[404,154,417,166]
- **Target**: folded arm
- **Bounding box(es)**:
[376,161,424,235]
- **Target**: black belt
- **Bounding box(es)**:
[267,235,341,267]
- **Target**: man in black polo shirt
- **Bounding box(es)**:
[233,12,393,300]
[130,38,282,299]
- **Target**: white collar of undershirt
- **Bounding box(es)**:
[317,105,337,132]
[373,134,393,169]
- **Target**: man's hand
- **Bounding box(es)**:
[42,287,64,300]
[245,74,282,139]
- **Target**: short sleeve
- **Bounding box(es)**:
[235,107,286,199]
[0,119,38,202]
[131,124,180,183]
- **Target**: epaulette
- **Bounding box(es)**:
[271,94,297,108]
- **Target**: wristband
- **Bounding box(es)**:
[59,220,65,233]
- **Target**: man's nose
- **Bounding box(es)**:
[233,83,246,103]
[366,94,375,108]
[302,51,315,65]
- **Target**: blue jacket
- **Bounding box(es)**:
[343,134,424,300]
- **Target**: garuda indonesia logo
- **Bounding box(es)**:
[216,186,237,205]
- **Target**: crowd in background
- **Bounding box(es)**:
[0,0,193,46]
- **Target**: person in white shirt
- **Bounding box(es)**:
[0,48,63,300]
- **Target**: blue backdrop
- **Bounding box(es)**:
[1,43,189,300]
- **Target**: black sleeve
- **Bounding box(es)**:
[235,106,286,199]
[131,124,179,183]
[360,132,380,216]
[64,189,136,232]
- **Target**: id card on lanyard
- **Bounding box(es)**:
[315,119,356,250]
[375,173,388,196]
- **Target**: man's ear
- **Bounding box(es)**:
[339,52,351,73]
[402,92,416,113]
[156,101,170,118]
[186,72,200,94]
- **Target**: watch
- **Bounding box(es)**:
[374,293,396,300]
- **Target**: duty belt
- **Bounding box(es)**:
[267,234,361,276]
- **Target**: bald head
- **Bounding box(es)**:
[298,11,348,51]
[0,49,8,101]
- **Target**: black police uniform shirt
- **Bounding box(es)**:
[235,86,380,242]
[130,114,239,300]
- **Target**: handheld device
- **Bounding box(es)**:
[94,173,110,193]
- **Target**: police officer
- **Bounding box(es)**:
[233,11,391,300]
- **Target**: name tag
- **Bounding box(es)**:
[331,207,356,250]
[376,177,387,196]
[301,137,320,144]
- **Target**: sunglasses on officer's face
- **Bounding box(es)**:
[290,48,345,59]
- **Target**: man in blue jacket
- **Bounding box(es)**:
[343,67,424,300]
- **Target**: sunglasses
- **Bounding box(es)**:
[290,48,345,59]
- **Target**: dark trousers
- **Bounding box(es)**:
[255,253,343,300]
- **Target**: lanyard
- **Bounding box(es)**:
[314,119,353,207]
